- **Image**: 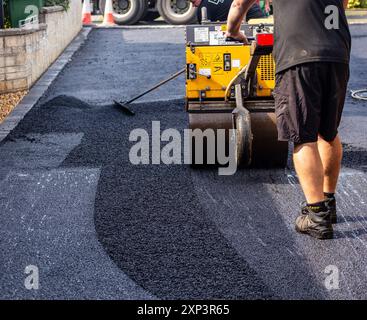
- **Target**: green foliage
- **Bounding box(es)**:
[348,0,367,8]
[44,0,70,11]
[2,0,11,28]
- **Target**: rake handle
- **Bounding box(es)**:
[125,68,186,105]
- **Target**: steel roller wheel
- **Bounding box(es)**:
[250,112,289,168]
[232,109,253,168]
[188,111,254,168]
[188,111,288,168]
[189,113,233,166]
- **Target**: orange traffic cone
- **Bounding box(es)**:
[82,0,92,25]
[102,0,115,26]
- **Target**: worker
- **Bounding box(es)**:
[190,0,267,24]
[226,0,351,240]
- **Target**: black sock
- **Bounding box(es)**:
[307,200,327,213]
[324,192,335,200]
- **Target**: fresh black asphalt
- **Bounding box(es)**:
[0,26,367,299]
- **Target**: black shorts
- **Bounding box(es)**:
[273,62,349,144]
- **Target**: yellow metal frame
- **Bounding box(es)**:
[186,44,275,100]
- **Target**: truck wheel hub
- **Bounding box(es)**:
[170,0,189,13]
[114,0,131,14]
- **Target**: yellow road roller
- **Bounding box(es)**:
[185,21,288,168]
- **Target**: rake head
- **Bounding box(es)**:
[113,100,135,116]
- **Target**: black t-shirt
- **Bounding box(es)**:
[197,0,264,23]
[197,0,232,23]
[273,0,351,73]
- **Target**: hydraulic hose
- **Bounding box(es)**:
[225,65,248,102]
[351,89,367,101]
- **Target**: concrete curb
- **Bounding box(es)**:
[0,27,93,144]
[349,19,367,24]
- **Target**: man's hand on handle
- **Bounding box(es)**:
[226,0,257,43]
[225,31,249,44]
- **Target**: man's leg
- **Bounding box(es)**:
[273,64,334,239]
[318,134,343,194]
[293,142,325,204]
[317,134,343,223]
[293,142,333,239]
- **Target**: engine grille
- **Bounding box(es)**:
[258,54,275,81]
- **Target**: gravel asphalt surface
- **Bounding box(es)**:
[0,25,367,299]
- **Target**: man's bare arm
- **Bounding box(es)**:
[226,0,257,41]
[343,0,348,9]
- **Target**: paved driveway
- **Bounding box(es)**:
[1,25,367,299]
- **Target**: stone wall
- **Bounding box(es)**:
[0,1,82,94]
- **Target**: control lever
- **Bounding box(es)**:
[201,7,210,24]
[225,36,255,43]
[225,36,241,42]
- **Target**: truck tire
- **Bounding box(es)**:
[157,0,198,25]
[99,0,148,25]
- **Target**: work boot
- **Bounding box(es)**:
[296,204,333,240]
[325,194,337,224]
[300,196,337,224]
